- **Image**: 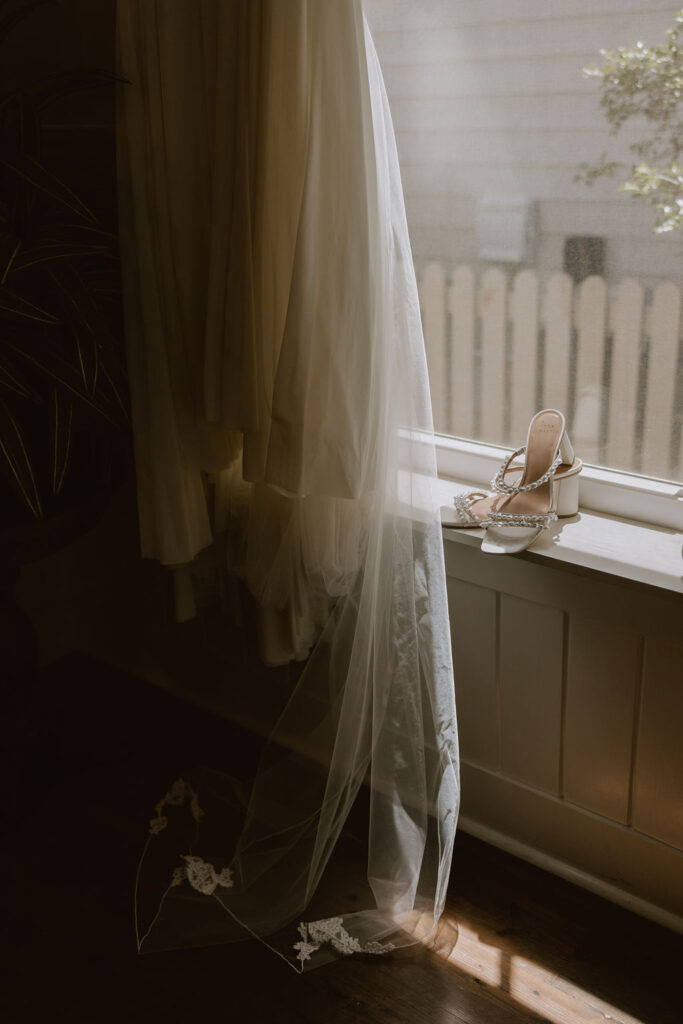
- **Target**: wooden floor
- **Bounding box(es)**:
[4,654,682,1024]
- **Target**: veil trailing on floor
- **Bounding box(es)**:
[117,0,460,971]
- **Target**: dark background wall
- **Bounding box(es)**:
[1,0,118,227]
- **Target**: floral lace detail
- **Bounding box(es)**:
[170,856,234,896]
[365,940,396,954]
[170,866,186,887]
[294,918,395,964]
[293,926,320,964]
[148,778,204,835]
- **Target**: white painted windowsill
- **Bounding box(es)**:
[437,476,683,595]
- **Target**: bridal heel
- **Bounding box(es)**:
[555,465,581,518]
[442,457,581,529]
[480,409,581,555]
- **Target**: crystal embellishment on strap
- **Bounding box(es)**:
[492,446,562,496]
[451,490,490,525]
[487,508,558,529]
[486,445,563,530]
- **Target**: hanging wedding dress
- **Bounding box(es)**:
[117,0,460,971]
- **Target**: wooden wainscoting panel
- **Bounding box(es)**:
[459,760,683,925]
[563,617,641,823]
[499,594,564,794]
[632,637,683,849]
[444,539,683,640]
[447,577,498,768]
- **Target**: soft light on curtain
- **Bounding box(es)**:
[117,0,460,971]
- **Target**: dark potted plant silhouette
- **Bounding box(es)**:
[0,0,129,549]
[0,0,130,681]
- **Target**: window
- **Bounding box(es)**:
[367,1,683,513]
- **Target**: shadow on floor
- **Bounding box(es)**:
[3,654,682,1023]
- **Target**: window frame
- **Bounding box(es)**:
[435,433,683,532]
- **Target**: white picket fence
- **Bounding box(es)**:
[418,264,683,481]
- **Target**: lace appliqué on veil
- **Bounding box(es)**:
[146,781,231,896]
[294,918,395,964]
[148,777,204,836]
[170,856,234,896]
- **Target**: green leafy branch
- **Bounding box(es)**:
[576,10,683,234]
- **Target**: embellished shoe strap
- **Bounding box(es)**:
[487,507,558,529]
[452,490,490,525]
[488,445,563,530]
[492,446,562,496]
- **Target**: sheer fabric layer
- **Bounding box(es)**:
[119,0,460,971]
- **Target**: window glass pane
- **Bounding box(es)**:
[367,1,683,483]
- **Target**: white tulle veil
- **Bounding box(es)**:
[118,0,460,971]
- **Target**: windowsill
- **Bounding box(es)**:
[437,476,683,595]
[435,434,683,532]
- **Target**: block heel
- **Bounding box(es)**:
[480,409,581,555]
[555,465,581,518]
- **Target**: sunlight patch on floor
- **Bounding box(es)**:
[434,913,646,1024]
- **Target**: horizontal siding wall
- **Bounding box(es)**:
[366,0,682,289]
[366,1,679,30]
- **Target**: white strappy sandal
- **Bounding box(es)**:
[479,409,581,555]
[442,457,581,531]
[441,466,525,528]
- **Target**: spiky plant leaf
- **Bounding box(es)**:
[29,70,127,111]
[0,350,38,399]
[1,337,118,424]
[13,241,109,271]
[0,148,96,223]
[48,261,103,395]
[0,398,42,515]
[0,281,58,322]
[0,0,54,46]
[0,233,21,283]
[48,386,72,494]
[98,360,130,426]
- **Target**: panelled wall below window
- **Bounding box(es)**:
[445,538,683,928]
